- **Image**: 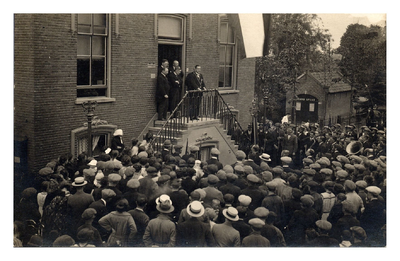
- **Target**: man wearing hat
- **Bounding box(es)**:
[344,180,364,217]
[350,226,369,247]
[182,146,199,162]
[67,177,95,236]
[207,147,223,170]
[308,220,339,247]
[241,174,265,211]
[77,208,103,247]
[143,195,176,247]
[122,178,143,210]
[219,174,241,201]
[261,181,285,230]
[203,174,225,208]
[331,200,360,242]
[360,186,386,246]
[282,127,298,158]
[211,207,241,247]
[161,140,172,163]
[105,173,123,199]
[138,167,158,200]
[176,201,216,247]
[232,150,246,169]
[242,218,271,247]
[88,188,116,240]
[172,144,183,158]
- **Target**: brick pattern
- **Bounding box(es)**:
[14,14,256,173]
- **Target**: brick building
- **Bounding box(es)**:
[285,71,352,126]
[14,14,256,174]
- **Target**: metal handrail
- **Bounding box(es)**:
[149,89,248,152]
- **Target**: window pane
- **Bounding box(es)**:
[92,36,105,55]
[93,26,106,35]
[218,67,225,87]
[226,46,233,65]
[158,16,182,40]
[227,25,235,43]
[78,14,91,25]
[91,58,105,85]
[296,102,302,111]
[220,22,228,43]
[77,35,90,55]
[78,25,91,34]
[309,103,315,112]
[77,88,107,98]
[224,67,232,87]
[219,46,226,65]
[77,58,90,85]
[93,14,106,26]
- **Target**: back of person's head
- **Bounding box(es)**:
[136,195,148,208]
[110,150,119,159]
[121,155,132,166]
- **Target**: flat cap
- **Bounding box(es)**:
[174,144,183,150]
[281,156,292,164]
[88,159,97,166]
[254,207,269,218]
[331,161,342,168]
[336,170,349,178]
[210,148,220,155]
[158,174,171,184]
[83,168,96,177]
[108,173,122,182]
[81,208,97,220]
[300,195,314,207]
[354,164,366,171]
[216,170,227,180]
[350,226,367,239]
[101,189,116,199]
[272,167,284,175]
[249,218,265,229]
[146,166,158,174]
[243,165,254,175]
[303,158,314,165]
[261,171,273,182]
[366,186,381,195]
[344,180,356,191]
[344,164,355,171]
[234,165,244,173]
[238,195,252,206]
[226,173,238,181]
[207,174,220,184]
[223,165,234,173]
[309,163,321,170]
[350,155,363,164]
[190,146,199,152]
[38,167,53,176]
[235,150,246,160]
[303,168,316,176]
[127,179,141,189]
[207,164,219,174]
[266,180,279,190]
[124,167,135,177]
[355,180,368,189]
[138,151,148,159]
[337,155,350,164]
[316,220,332,230]
[320,168,333,175]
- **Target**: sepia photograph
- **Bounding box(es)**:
[10,2,393,256]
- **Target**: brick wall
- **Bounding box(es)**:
[14,13,256,173]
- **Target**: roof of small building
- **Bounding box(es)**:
[299,71,352,94]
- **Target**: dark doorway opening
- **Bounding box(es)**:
[158,44,182,71]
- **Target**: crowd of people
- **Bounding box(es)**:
[13,120,386,247]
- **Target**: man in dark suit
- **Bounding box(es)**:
[168,66,183,117]
[156,67,171,120]
[185,65,206,120]
[282,127,298,158]
[206,148,223,170]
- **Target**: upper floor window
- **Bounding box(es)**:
[219,15,237,89]
[77,14,110,98]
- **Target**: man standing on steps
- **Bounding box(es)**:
[186,65,206,120]
[156,66,170,121]
[168,66,183,118]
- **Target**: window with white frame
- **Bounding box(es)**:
[77,14,110,98]
[219,15,237,89]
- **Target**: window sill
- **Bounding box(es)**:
[75,97,116,105]
[218,89,240,95]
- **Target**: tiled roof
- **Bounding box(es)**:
[308,71,352,93]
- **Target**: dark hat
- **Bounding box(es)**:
[72,177,87,187]
[207,164,219,174]
[101,188,116,199]
[249,218,265,229]
[127,179,140,189]
[207,174,219,184]
[315,220,332,231]
[307,180,319,188]
[323,181,335,189]
[224,193,235,203]
[291,188,303,199]
[115,198,129,210]
[178,159,187,167]
[300,195,314,207]
[222,207,239,221]
[27,235,43,247]
[174,144,183,150]
[38,167,53,176]
[254,207,269,218]
[53,235,75,247]
[158,174,171,184]
[163,139,172,147]
[146,166,158,174]
[81,208,97,220]
[186,201,205,217]
[22,187,37,199]
[350,226,367,239]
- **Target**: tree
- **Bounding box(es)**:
[255,14,332,123]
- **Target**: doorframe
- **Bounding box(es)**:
[157,14,187,98]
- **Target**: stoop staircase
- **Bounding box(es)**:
[148,90,249,162]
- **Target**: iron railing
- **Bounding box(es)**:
[150,89,249,153]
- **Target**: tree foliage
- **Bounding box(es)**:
[255,14,332,122]
[337,24,386,108]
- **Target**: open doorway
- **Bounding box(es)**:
[158,44,182,72]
